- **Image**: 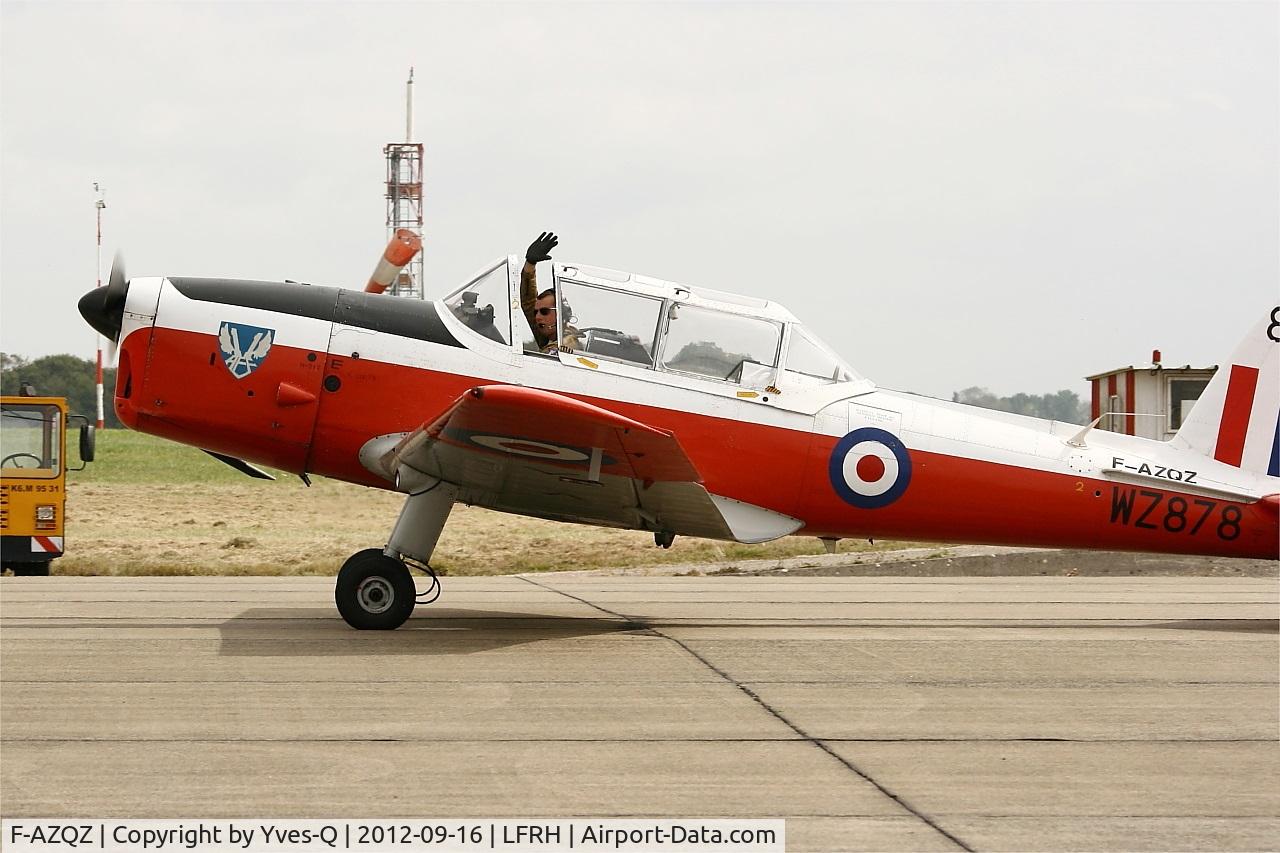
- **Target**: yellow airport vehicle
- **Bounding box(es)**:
[1,394,95,576]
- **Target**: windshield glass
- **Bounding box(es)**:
[558,281,663,366]
[784,326,858,386]
[1,403,61,478]
[660,304,781,384]
[445,262,511,345]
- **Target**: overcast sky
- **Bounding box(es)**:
[2,1,1276,400]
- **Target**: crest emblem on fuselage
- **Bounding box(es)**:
[218,321,275,379]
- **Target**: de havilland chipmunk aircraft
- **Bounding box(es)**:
[78,233,1279,629]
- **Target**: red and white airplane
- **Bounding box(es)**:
[78,239,1279,629]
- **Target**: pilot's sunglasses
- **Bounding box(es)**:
[535,307,556,316]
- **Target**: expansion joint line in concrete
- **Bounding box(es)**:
[516,576,974,853]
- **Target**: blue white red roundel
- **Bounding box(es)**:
[443,427,619,469]
[828,427,912,509]
[468,434,589,462]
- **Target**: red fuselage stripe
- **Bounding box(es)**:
[1214,364,1259,466]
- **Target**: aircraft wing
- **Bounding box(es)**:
[359,385,802,543]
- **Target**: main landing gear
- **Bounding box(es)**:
[334,480,458,630]
[335,549,416,630]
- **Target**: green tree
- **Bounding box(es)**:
[0,353,120,427]
[952,386,1087,424]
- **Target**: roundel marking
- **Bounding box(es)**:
[856,454,885,483]
[469,434,589,462]
[828,427,913,509]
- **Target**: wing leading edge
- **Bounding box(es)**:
[358,385,802,543]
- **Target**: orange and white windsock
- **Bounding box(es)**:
[365,228,422,294]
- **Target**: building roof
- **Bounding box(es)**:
[1085,364,1217,382]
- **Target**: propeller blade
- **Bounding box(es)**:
[104,252,128,319]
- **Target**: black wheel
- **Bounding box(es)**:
[335,548,416,630]
[9,562,51,577]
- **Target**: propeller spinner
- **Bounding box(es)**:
[78,252,130,343]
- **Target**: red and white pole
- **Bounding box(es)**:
[94,183,106,429]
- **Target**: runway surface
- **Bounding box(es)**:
[2,575,1277,851]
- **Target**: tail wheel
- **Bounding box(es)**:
[335,548,415,630]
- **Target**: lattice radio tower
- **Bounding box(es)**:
[384,69,424,298]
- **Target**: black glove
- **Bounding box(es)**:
[526,232,558,264]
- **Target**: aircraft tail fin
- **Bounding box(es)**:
[1170,306,1279,476]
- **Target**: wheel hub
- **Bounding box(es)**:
[355,576,395,614]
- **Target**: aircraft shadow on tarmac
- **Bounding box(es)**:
[216,608,647,656]
[212,607,1279,657]
[1144,619,1278,633]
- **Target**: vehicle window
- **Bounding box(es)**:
[1,404,60,477]
[660,304,780,383]
[784,326,856,385]
[558,281,663,366]
[445,264,510,345]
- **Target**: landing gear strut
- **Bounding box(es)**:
[334,480,458,630]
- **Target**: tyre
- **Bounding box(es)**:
[335,548,416,630]
[10,562,51,577]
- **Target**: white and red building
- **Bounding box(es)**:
[1087,350,1216,440]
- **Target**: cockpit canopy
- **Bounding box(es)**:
[443,257,860,392]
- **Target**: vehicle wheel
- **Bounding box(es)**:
[335,548,415,630]
[10,563,50,577]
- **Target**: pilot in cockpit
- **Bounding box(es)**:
[521,232,580,355]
